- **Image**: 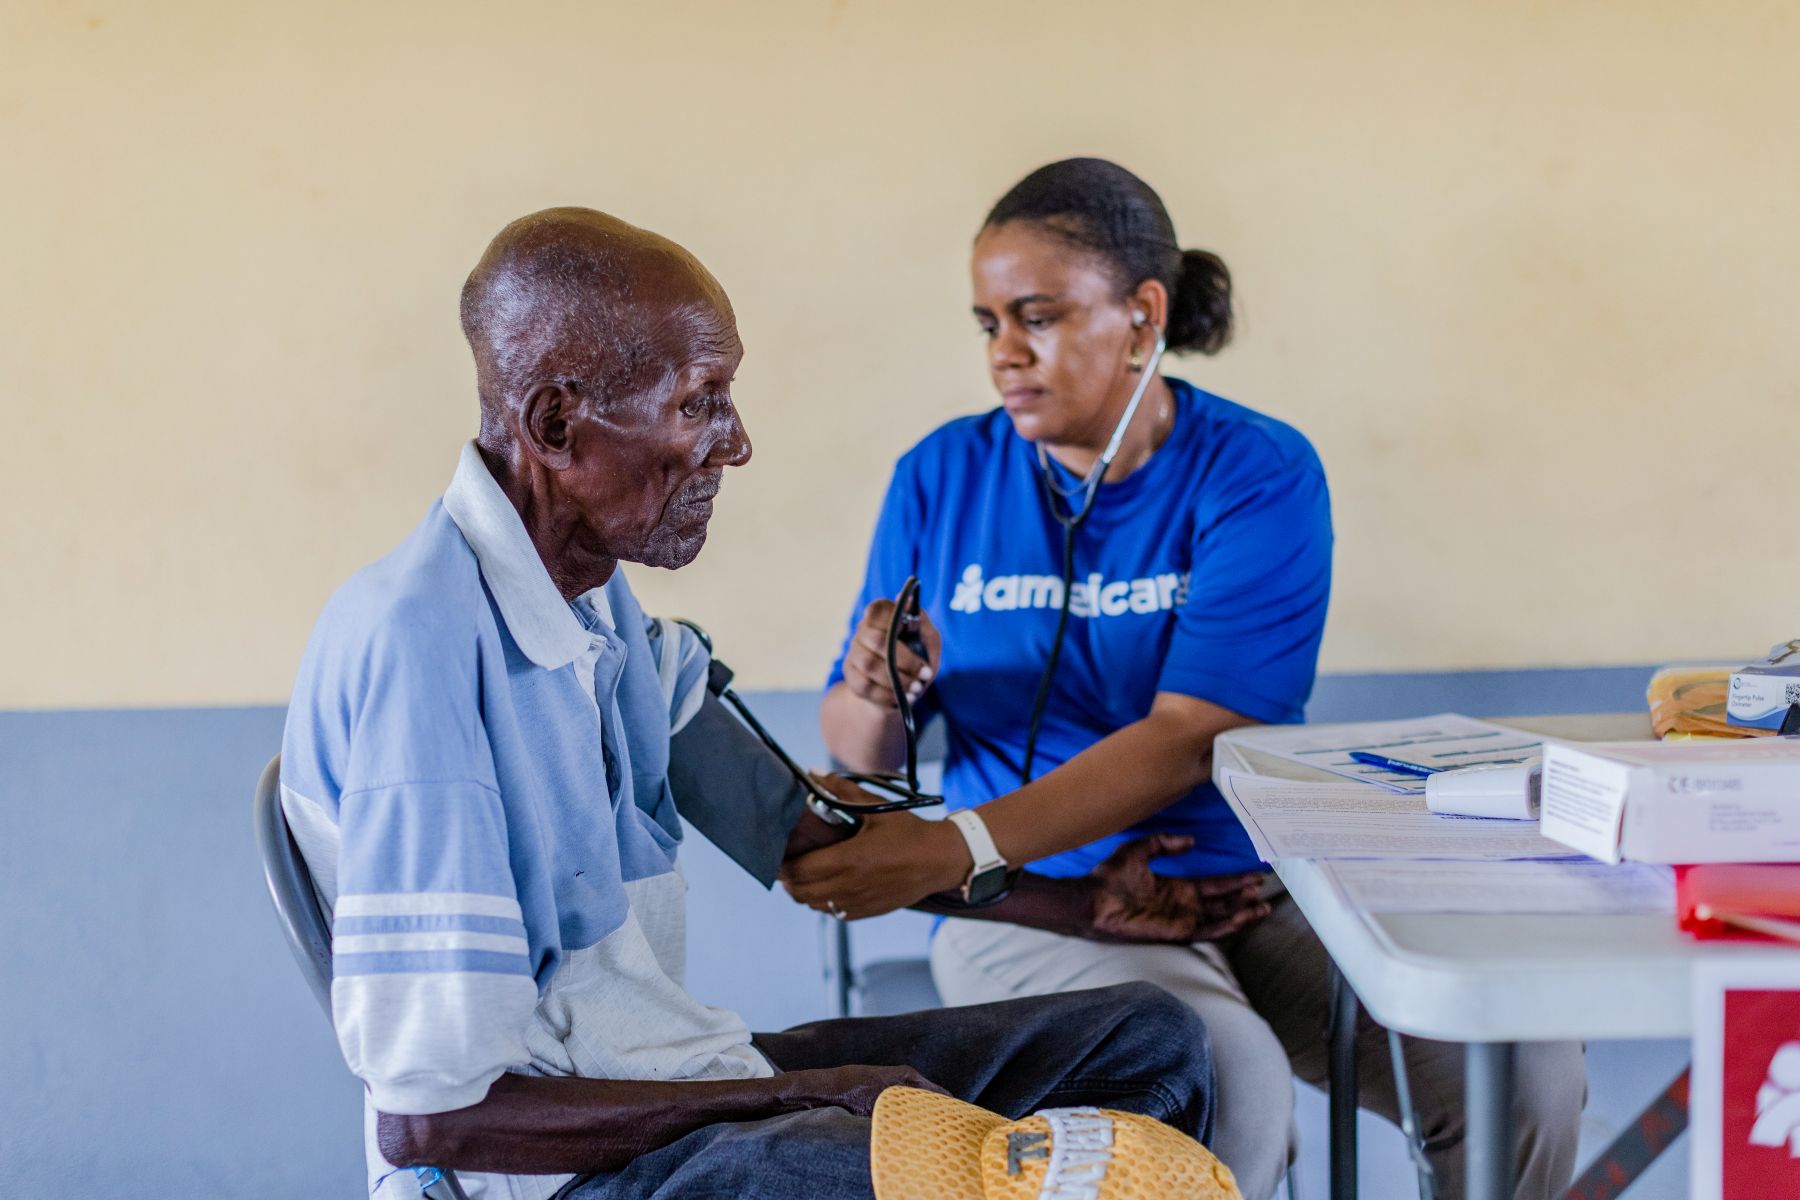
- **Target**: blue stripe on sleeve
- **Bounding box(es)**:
[333,949,534,977]
[332,913,529,939]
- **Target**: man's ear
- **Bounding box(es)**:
[518,381,578,470]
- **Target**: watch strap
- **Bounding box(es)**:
[948,808,1007,879]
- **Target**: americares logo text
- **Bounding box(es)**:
[949,563,1189,618]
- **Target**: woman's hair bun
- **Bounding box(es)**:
[1166,249,1232,355]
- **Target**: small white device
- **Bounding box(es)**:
[1424,761,1543,821]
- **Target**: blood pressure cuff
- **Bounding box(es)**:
[667,689,808,888]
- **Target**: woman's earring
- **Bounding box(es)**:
[1127,344,1146,373]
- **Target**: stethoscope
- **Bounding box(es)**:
[1018,319,1167,784]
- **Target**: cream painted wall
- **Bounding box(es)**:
[3,0,1797,708]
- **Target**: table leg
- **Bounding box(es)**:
[1388,1029,1437,1200]
[1466,1041,1517,1200]
[1328,961,1359,1200]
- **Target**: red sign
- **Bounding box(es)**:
[1720,989,1800,1198]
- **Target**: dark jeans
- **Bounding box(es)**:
[556,981,1214,1200]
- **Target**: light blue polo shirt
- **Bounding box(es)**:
[282,442,765,1200]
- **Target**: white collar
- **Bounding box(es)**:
[442,441,593,670]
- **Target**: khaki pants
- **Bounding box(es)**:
[930,891,1585,1200]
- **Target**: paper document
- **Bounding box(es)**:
[1226,714,1545,794]
[1327,860,1674,915]
[1219,771,1581,861]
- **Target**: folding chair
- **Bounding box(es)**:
[253,754,471,1200]
[826,917,943,1017]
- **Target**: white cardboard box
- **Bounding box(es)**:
[1540,737,1800,864]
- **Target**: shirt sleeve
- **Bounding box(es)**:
[327,620,539,1116]
[1156,445,1334,725]
[645,617,713,736]
[826,456,926,690]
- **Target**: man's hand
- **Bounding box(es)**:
[1087,834,1269,943]
[841,597,941,709]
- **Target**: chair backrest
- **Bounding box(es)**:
[253,753,333,1023]
[253,754,473,1200]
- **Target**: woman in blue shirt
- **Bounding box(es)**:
[790,159,1582,1200]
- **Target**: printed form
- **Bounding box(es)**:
[1222,714,1545,794]
[1326,860,1674,915]
[1218,771,1580,862]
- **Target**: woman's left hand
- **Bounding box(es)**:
[779,784,970,920]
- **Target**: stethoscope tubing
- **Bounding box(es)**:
[1020,331,1168,782]
[1035,330,1168,530]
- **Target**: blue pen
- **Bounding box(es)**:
[1348,751,1440,778]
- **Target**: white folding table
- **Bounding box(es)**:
[1213,713,1774,1200]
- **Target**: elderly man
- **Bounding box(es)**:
[281,208,1225,1200]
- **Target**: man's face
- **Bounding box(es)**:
[561,278,751,570]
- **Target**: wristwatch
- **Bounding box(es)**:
[948,809,1010,905]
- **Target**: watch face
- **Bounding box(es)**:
[965,866,1011,906]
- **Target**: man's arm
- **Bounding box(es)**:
[781,695,1262,920]
[783,798,1266,944]
[784,777,1268,944]
[910,835,1268,944]
[668,666,1263,944]
[378,1065,941,1175]
[379,835,1260,1177]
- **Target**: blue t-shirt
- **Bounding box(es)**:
[828,378,1333,879]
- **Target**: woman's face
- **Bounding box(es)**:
[971,220,1143,448]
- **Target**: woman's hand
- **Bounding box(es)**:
[780,804,970,920]
[841,597,941,709]
[1086,834,1269,943]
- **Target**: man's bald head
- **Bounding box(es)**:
[457,207,751,586]
[460,207,736,437]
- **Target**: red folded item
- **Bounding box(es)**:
[1677,864,1800,943]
